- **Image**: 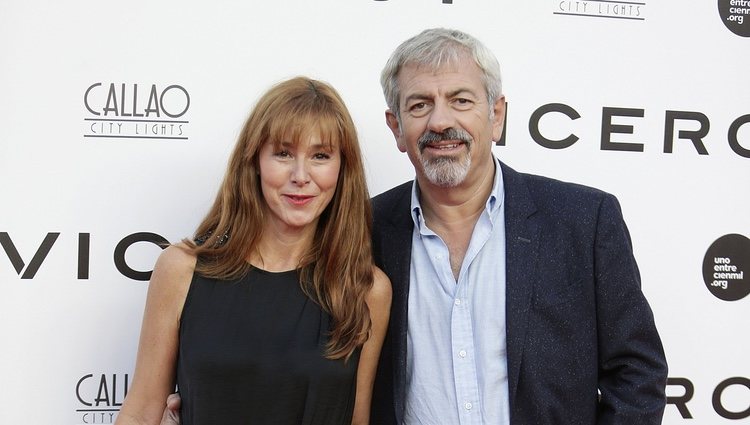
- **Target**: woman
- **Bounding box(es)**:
[115,77,391,425]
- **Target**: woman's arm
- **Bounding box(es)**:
[351,266,392,425]
[115,245,196,425]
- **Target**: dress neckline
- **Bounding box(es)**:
[249,266,300,276]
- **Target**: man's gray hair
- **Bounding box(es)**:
[380,28,503,120]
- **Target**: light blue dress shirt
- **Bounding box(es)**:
[403,157,510,425]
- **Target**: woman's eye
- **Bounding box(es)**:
[313,152,331,160]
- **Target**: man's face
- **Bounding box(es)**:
[385,54,505,189]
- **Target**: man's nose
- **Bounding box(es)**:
[426,101,455,134]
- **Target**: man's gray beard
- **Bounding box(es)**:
[421,154,471,187]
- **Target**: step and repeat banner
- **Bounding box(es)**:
[1,1,748,423]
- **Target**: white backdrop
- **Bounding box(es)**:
[1,1,748,423]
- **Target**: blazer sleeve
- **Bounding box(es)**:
[594,193,668,424]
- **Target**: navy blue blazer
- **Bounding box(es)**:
[369,162,667,425]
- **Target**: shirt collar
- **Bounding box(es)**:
[410,156,505,229]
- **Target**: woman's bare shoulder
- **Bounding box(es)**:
[149,243,197,293]
[368,265,392,307]
[155,243,197,271]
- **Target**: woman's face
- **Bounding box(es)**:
[258,133,341,234]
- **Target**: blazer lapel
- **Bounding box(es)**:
[500,162,540,408]
[373,183,414,424]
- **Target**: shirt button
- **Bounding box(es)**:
[454,298,461,306]
[464,402,473,410]
[458,350,467,358]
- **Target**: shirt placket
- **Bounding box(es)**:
[450,269,481,424]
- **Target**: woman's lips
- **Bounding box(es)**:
[284,194,314,205]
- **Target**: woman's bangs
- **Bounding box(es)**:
[267,108,342,152]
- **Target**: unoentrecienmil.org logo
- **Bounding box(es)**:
[719,0,750,37]
[702,234,750,301]
[553,0,645,20]
[83,83,190,140]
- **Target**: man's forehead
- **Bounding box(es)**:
[398,60,483,96]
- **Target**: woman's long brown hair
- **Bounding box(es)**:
[183,77,374,360]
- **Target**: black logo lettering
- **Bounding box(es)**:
[600,107,644,152]
[666,377,694,419]
[728,114,750,158]
[664,110,709,154]
[713,377,750,420]
[2,232,168,281]
[529,103,581,149]
[0,232,60,279]
[76,374,94,407]
[113,232,169,281]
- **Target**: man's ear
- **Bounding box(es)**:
[385,110,407,153]
[491,96,507,142]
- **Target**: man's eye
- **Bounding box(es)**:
[410,102,426,111]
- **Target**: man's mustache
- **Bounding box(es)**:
[417,128,473,152]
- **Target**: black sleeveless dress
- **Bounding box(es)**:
[176,268,360,425]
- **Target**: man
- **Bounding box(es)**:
[159,28,667,424]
